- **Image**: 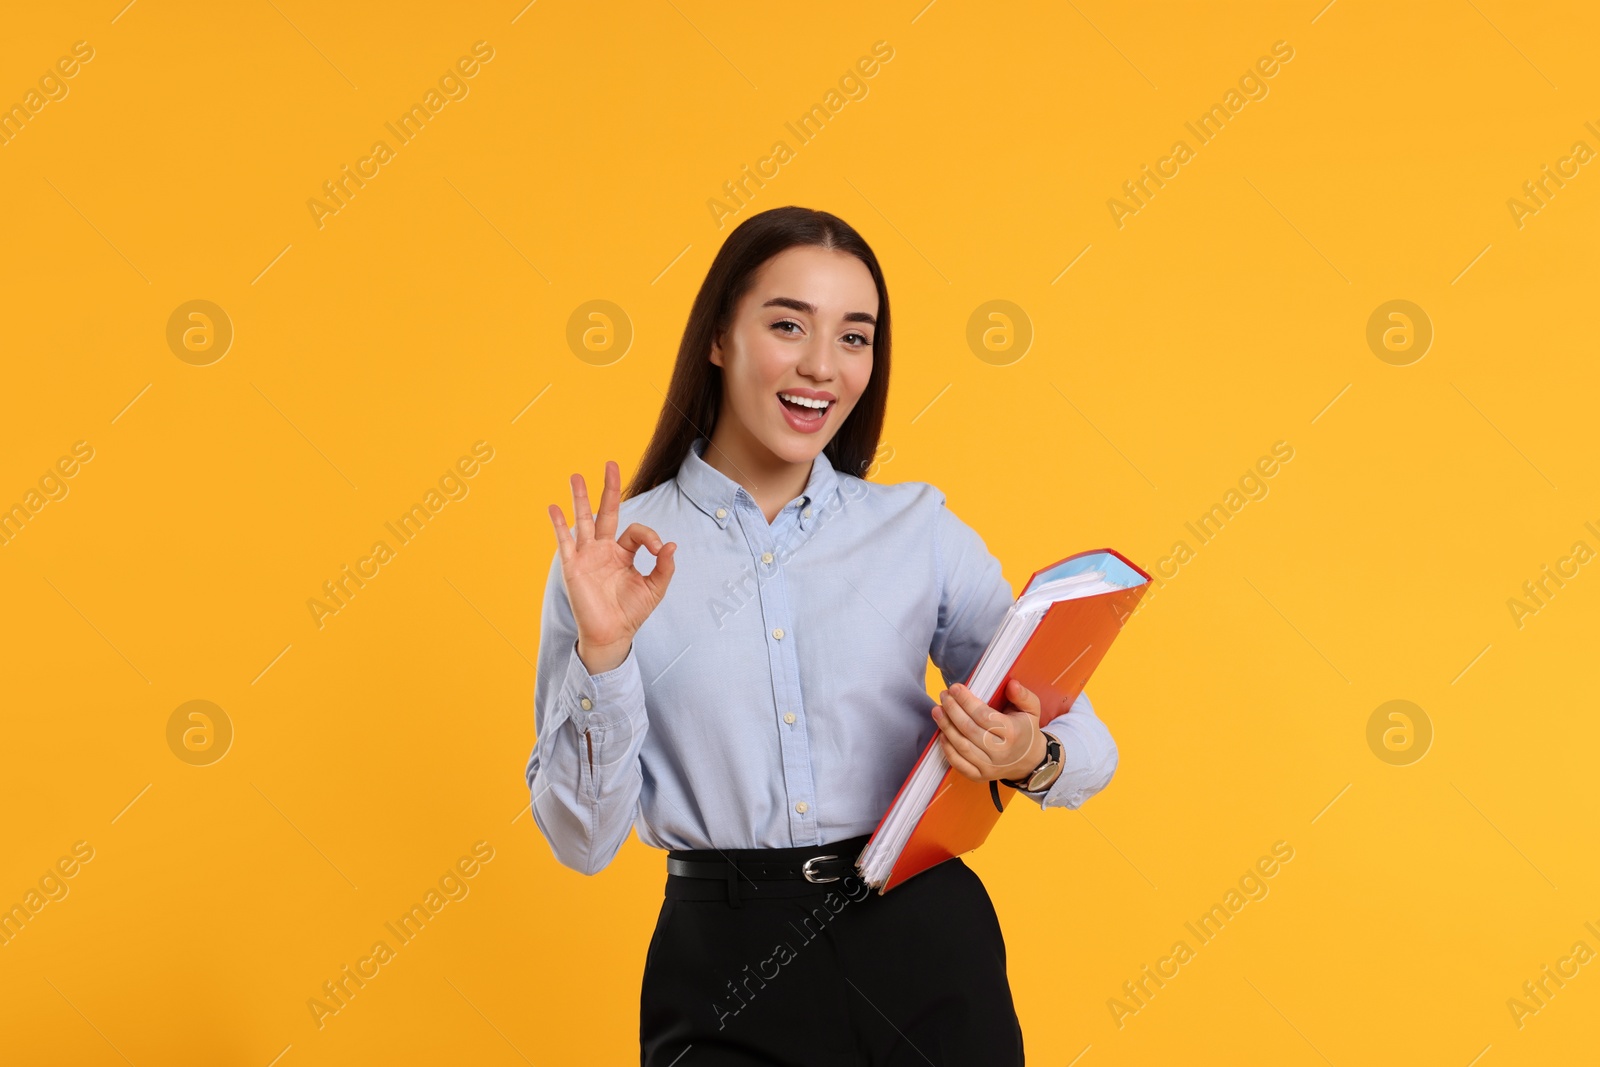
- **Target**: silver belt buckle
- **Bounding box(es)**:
[801,853,839,883]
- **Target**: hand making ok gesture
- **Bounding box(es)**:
[547,460,676,675]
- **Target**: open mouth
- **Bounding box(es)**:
[777,391,833,423]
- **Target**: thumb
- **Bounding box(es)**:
[1007,678,1042,721]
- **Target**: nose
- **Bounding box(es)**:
[796,334,835,382]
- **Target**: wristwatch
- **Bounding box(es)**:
[999,733,1065,793]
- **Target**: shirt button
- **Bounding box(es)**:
[771,627,784,640]
[715,507,727,519]
[761,551,774,564]
[579,697,593,710]
[802,507,812,519]
[795,801,808,814]
[783,712,796,724]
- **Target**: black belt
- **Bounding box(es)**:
[665,834,872,907]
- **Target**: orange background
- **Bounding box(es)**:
[2,1,1597,1063]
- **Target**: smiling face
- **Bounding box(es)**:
[708,244,878,469]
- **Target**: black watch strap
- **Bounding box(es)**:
[1003,734,1061,789]
[988,734,1062,812]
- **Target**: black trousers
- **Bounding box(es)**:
[639,836,1025,1066]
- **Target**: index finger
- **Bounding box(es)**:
[942,684,1004,742]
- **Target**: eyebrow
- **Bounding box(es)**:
[761,296,877,327]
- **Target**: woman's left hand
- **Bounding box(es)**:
[931,678,1046,783]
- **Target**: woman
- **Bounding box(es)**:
[526,206,1119,1065]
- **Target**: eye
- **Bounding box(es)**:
[770,319,802,335]
[844,331,872,347]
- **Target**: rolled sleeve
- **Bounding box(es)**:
[525,547,649,876]
[1018,690,1118,810]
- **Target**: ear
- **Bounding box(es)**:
[709,332,724,368]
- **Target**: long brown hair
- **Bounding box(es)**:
[623,205,892,500]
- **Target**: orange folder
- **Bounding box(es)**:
[855,548,1151,894]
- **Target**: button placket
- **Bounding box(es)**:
[733,504,818,845]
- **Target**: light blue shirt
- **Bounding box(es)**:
[526,436,1119,875]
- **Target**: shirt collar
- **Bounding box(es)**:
[676,435,840,530]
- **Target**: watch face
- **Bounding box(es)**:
[1031,760,1064,791]
[1029,738,1064,790]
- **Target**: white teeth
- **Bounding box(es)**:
[778,392,831,409]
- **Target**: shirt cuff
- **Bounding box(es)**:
[1027,709,1117,809]
[562,639,646,732]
